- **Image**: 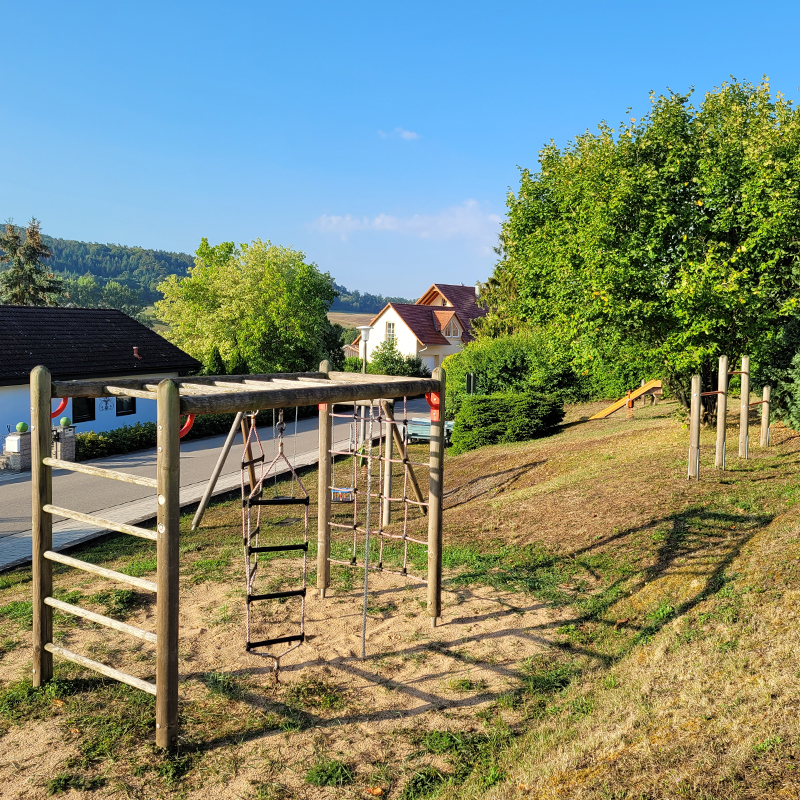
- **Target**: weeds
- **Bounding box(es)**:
[304,756,354,787]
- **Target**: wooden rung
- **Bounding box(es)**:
[43,458,158,488]
[246,633,304,650]
[43,504,157,541]
[44,597,157,643]
[44,643,156,695]
[43,550,157,592]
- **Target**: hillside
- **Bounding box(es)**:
[3,229,412,311]
[1,401,798,797]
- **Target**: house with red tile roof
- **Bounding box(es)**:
[347,283,486,372]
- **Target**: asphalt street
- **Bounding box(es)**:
[0,398,430,539]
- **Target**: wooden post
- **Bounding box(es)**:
[427,366,445,626]
[31,366,53,687]
[715,355,728,469]
[317,360,331,598]
[382,399,394,526]
[760,385,771,447]
[739,355,750,459]
[156,380,180,749]
[688,374,701,480]
[191,411,244,530]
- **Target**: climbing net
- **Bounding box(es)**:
[328,398,431,655]
[241,410,309,675]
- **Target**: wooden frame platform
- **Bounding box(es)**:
[30,364,445,749]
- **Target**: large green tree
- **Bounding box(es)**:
[155,238,340,373]
[0,218,61,305]
[484,79,800,414]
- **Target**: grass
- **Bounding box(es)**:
[3,401,800,797]
[304,756,355,787]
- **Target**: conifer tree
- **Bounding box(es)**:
[204,346,226,375]
[0,219,61,305]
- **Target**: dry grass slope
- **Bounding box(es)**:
[1,400,800,799]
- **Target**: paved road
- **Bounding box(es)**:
[0,399,430,539]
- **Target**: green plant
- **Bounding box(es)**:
[304,756,354,787]
[45,773,105,794]
[450,390,564,454]
[201,671,244,700]
[284,677,344,710]
[401,766,448,799]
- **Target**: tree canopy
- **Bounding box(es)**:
[0,219,61,305]
[481,78,800,409]
[155,238,341,373]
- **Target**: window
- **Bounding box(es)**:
[445,321,459,337]
[441,298,447,306]
[116,397,136,416]
[72,397,95,423]
[385,321,395,343]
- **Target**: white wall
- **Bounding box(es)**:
[0,372,180,436]
[363,307,421,360]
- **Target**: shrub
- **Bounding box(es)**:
[342,342,430,377]
[450,390,564,454]
[443,329,581,420]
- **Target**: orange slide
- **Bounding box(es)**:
[589,380,663,420]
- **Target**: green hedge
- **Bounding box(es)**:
[74,407,319,461]
[450,391,565,455]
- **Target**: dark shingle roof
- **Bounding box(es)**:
[0,306,201,385]
[416,283,486,340]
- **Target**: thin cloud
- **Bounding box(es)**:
[377,127,420,140]
[311,200,502,253]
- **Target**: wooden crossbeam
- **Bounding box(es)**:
[43,549,157,591]
[43,458,158,488]
[44,597,157,643]
[44,643,156,695]
[44,504,158,541]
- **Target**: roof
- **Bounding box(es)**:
[350,282,487,349]
[416,283,487,330]
[0,306,201,385]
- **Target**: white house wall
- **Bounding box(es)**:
[364,307,421,360]
[0,372,180,436]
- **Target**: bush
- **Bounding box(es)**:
[443,330,581,420]
[450,390,564,455]
[342,341,430,378]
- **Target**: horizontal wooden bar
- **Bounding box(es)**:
[43,549,157,592]
[43,504,158,541]
[45,596,157,643]
[44,458,158,488]
[104,386,159,400]
[750,400,766,406]
[728,371,748,376]
[51,378,149,398]
[44,642,156,695]
[700,391,725,396]
[178,377,440,415]
[248,588,306,602]
[247,633,304,649]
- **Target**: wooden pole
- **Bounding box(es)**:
[739,355,750,459]
[156,379,180,749]
[427,366,445,626]
[760,385,771,447]
[688,374,701,480]
[715,355,728,469]
[191,412,244,530]
[382,399,394,526]
[317,360,332,598]
[31,365,53,687]
[383,401,426,512]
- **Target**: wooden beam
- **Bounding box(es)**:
[44,643,156,695]
[156,379,180,749]
[43,457,158,488]
[43,504,158,541]
[714,355,728,470]
[32,365,53,686]
[427,367,445,626]
[739,355,750,458]
[177,377,441,415]
[43,550,157,591]
[688,374,701,480]
[45,597,157,643]
[317,360,332,598]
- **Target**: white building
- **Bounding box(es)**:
[0,306,200,435]
[348,283,486,372]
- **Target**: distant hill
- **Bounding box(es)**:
[330,282,412,313]
[3,229,412,311]
[41,235,193,303]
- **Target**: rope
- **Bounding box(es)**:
[361,404,375,659]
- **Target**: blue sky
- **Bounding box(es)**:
[3,1,798,296]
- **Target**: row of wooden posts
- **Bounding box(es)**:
[688,355,771,480]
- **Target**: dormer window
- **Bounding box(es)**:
[445,321,459,337]
[441,299,447,306]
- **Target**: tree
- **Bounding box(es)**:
[58,273,151,324]
[155,238,339,373]
[204,346,226,376]
[485,79,800,416]
[367,339,431,377]
[0,219,61,305]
